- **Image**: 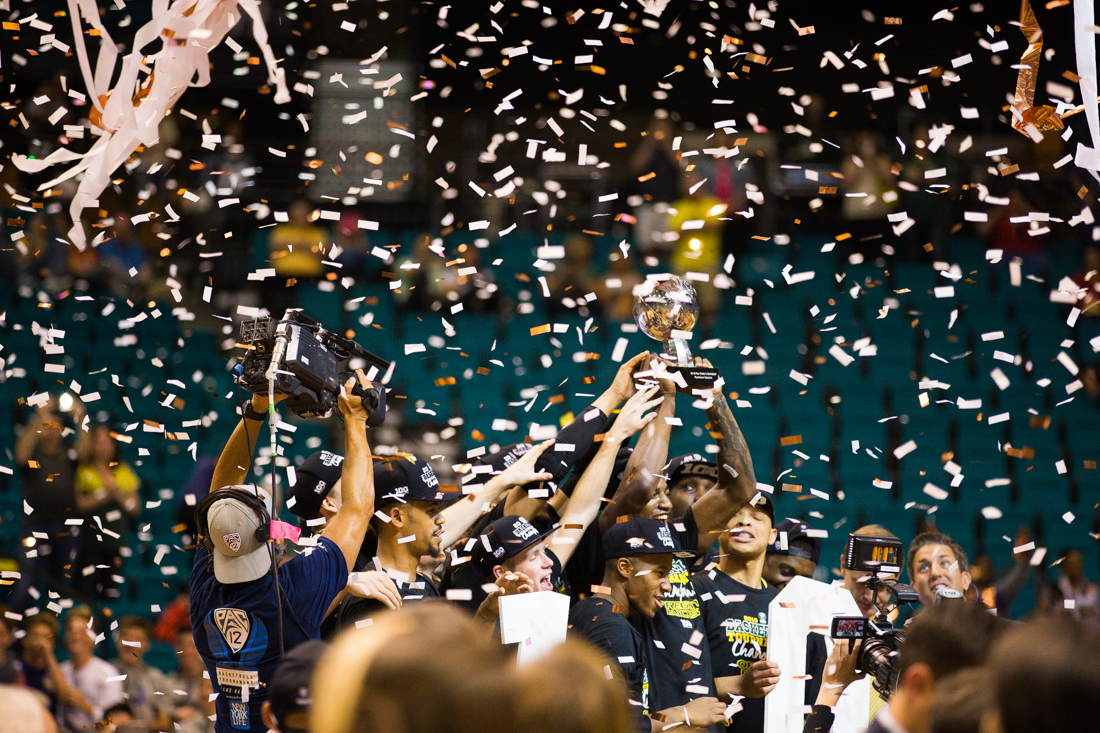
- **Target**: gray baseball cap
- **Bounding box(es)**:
[206,486,275,584]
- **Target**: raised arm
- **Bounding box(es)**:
[688,363,759,555]
[438,440,555,551]
[598,374,676,534]
[209,392,283,492]
[316,374,375,573]
[501,351,649,521]
[550,386,662,566]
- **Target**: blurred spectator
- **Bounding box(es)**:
[977,187,1049,276]
[1071,244,1100,317]
[310,603,632,733]
[629,112,680,257]
[1056,549,1099,623]
[165,628,214,733]
[19,614,72,714]
[898,123,952,259]
[14,212,69,294]
[1081,362,1100,411]
[548,233,602,319]
[670,170,724,328]
[695,130,759,268]
[394,233,447,310]
[268,199,328,280]
[0,684,58,733]
[332,211,383,281]
[153,589,191,646]
[0,608,18,685]
[102,702,135,732]
[11,397,86,610]
[75,424,142,601]
[58,609,123,731]
[602,250,645,323]
[114,616,172,728]
[840,131,897,254]
[98,217,152,297]
[986,616,1100,733]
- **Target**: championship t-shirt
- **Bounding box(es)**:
[632,508,717,713]
[693,569,779,733]
[323,570,441,637]
[569,596,653,733]
[190,537,347,732]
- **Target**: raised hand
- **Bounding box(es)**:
[338,369,372,423]
[741,659,782,698]
[607,383,664,444]
[498,439,556,488]
[347,570,403,611]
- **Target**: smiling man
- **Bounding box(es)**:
[906,532,972,608]
[694,496,782,733]
[569,516,728,733]
[325,455,460,631]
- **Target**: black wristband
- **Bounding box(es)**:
[242,404,268,421]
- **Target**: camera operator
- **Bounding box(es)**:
[568,516,729,733]
[803,601,1006,733]
[841,524,902,619]
[906,532,973,609]
[189,376,375,733]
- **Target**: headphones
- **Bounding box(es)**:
[194,486,272,554]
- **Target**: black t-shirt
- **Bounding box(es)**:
[632,508,717,714]
[564,519,605,604]
[190,538,347,732]
[693,568,779,733]
[323,570,441,638]
[569,596,652,733]
[21,446,77,520]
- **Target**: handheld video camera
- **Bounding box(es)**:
[829,533,919,700]
[236,309,390,425]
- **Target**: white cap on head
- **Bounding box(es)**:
[206,486,275,584]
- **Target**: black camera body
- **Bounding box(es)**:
[237,309,390,425]
[829,533,920,700]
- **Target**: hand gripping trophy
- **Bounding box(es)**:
[632,275,720,387]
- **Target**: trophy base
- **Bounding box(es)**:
[675,365,720,388]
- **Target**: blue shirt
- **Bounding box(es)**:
[190,537,347,732]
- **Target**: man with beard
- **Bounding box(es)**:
[325,455,459,630]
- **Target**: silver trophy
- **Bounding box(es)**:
[632,275,719,387]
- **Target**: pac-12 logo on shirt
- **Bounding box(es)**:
[213,608,251,653]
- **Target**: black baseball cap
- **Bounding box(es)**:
[473,514,555,568]
[268,640,327,733]
[768,518,822,565]
[603,516,695,560]
[374,454,461,510]
[665,453,718,485]
[747,491,776,524]
[289,451,344,523]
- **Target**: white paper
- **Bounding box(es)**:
[498,591,570,665]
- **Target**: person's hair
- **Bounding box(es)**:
[988,616,1100,733]
[66,605,95,631]
[897,601,1005,681]
[906,532,970,581]
[117,616,151,637]
[853,524,895,538]
[311,603,515,733]
[0,685,54,733]
[104,701,134,718]
[0,605,14,635]
[513,638,633,733]
[930,667,991,733]
[23,613,58,635]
